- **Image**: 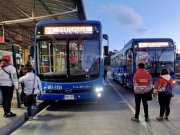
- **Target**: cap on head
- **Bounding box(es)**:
[2,55,11,62]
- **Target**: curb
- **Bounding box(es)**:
[0,101,46,135]
[0,111,26,135]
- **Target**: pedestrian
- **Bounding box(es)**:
[153,68,175,121]
[25,60,32,68]
[104,68,108,80]
[19,67,42,120]
[18,65,26,77]
[131,63,153,122]
[0,55,18,118]
[18,65,26,102]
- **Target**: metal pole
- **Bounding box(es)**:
[2,24,4,42]
[32,0,35,17]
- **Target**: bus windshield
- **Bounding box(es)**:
[136,49,175,75]
[37,38,100,81]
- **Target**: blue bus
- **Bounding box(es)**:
[111,38,176,88]
[32,20,107,101]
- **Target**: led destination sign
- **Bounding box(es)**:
[44,26,93,35]
[138,42,169,48]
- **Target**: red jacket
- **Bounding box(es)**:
[154,75,174,93]
[133,69,152,94]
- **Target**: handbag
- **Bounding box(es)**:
[24,94,34,107]
[23,75,36,107]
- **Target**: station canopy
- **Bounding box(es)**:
[0,0,86,49]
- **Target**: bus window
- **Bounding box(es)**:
[136,50,175,74]
[37,41,67,75]
[136,51,154,73]
[127,51,133,74]
[82,40,100,75]
[53,41,67,74]
[156,50,174,74]
[38,42,51,73]
[69,41,82,75]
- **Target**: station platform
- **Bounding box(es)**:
[0,90,43,135]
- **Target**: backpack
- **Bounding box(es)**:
[164,80,174,97]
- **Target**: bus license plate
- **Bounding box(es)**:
[64,95,74,100]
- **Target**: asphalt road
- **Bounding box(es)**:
[11,78,180,135]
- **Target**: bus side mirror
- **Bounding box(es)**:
[104,46,109,56]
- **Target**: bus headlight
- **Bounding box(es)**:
[173,80,176,84]
[97,93,102,98]
[42,86,47,93]
[95,87,103,93]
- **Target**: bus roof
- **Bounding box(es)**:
[128,38,174,44]
[36,20,101,26]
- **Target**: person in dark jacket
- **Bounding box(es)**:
[104,68,108,80]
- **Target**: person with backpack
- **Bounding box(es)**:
[153,68,175,121]
[0,55,18,118]
[131,63,153,122]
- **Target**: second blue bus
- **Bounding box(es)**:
[111,38,176,88]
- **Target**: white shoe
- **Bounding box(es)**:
[33,116,38,120]
[29,116,33,120]
[29,116,38,120]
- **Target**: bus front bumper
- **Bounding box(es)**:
[37,92,103,101]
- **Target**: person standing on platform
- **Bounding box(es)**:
[153,68,175,121]
[104,68,108,80]
[0,55,18,118]
[18,65,26,102]
[25,60,32,68]
[19,67,42,120]
[131,63,153,122]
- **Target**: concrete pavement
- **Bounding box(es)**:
[176,78,180,84]
[0,77,179,135]
[0,90,43,135]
